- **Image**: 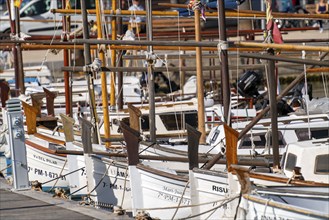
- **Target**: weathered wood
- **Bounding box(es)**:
[43,87,57,116]
[30,92,44,117]
[239,53,329,67]
[95,0,111,148]
[0,80,10,107]
[55,148,271,166]
[194,8,206,144]
[218,0,230,124]
[236,41,329,52]
[81,0,100,145]
[186,123,201,170]
[1,44,263,52]
[51,8,329,20]
[146,0,156,143]
[127,103,141,132]
[231,164,329,187]
[79,117,93,154]
[33,132,66,146]
[60,113,75,143]
[120,122,140,166]
[110,0,116,108]
[22,102,38,134]
[223,123,239,172]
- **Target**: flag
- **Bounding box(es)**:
[14,0,22,8]
[266,0,283,44]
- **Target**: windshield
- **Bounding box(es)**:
[21,0,31,8]
[3,0,31,16]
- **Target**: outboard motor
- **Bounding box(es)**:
[277,99,294,116]
[236,70,263,98]
[292,82,313,100]
[290,82,313,110]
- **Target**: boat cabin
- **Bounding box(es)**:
[282,138,329,183]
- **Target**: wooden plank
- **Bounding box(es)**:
[0,180,131,219]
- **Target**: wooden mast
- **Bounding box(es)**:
[194,2,206,143]
[218,0,230,124]
[80,0,100,144]
[51,8,329,20]
[95,0,111,147]
[146,0,156,142]
[266,50,280,169]
[117,0,124,110]
[7,0,24,96]
[62,0,72,116]
[110,0,117,108]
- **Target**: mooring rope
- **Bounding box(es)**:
[67,184,87,197]
[179,194,240,220]
[120,166,129,208]
[302,48,311,140]
[171,180,190,220]
[88,161,112,195]
[126,194,240,213]
[47,159,67,192]
[0,164,12,173]
[41,166,85,185]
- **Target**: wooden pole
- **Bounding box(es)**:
[51,8,329,20]
[146,0,156,142]
[236,42,329,52]
[117,0,124,110]
[5,0,18,97]
[218,0,230,124]
[194,5,206,144]
[179,51,186,95]
[239,53,329,67]
[110,0,117,108]
[95,0,111,147]
[2,44,263,52]
[13,4,25,95]
[62,0,72,116]
[81,0,100,144]
[265,50,280,169]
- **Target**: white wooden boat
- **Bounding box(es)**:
[138,113,329,161]
[236,181,329,220]
[187,127,329,219]
[24,134,69,190]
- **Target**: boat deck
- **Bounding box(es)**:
[0,179,131,220]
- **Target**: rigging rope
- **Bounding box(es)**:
[120,166,129,208]
[235,1,241,123]
[88,161,112,195]
[47,158,67,192]
[171,180,190,220]
[126,193,240,215]
[302,48,311,140]
[180,194,240,220]
[41,166,85,185]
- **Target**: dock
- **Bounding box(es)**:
[0,179,132,220]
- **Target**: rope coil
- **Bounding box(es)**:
[217,40,228,62]
[188,0,206,21]
[97,44,107,54]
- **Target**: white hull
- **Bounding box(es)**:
[129,165,191,219]
[25,142,69,189]
[238,189,329,220]
[84,155,131,210]
[189,170,240,219]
